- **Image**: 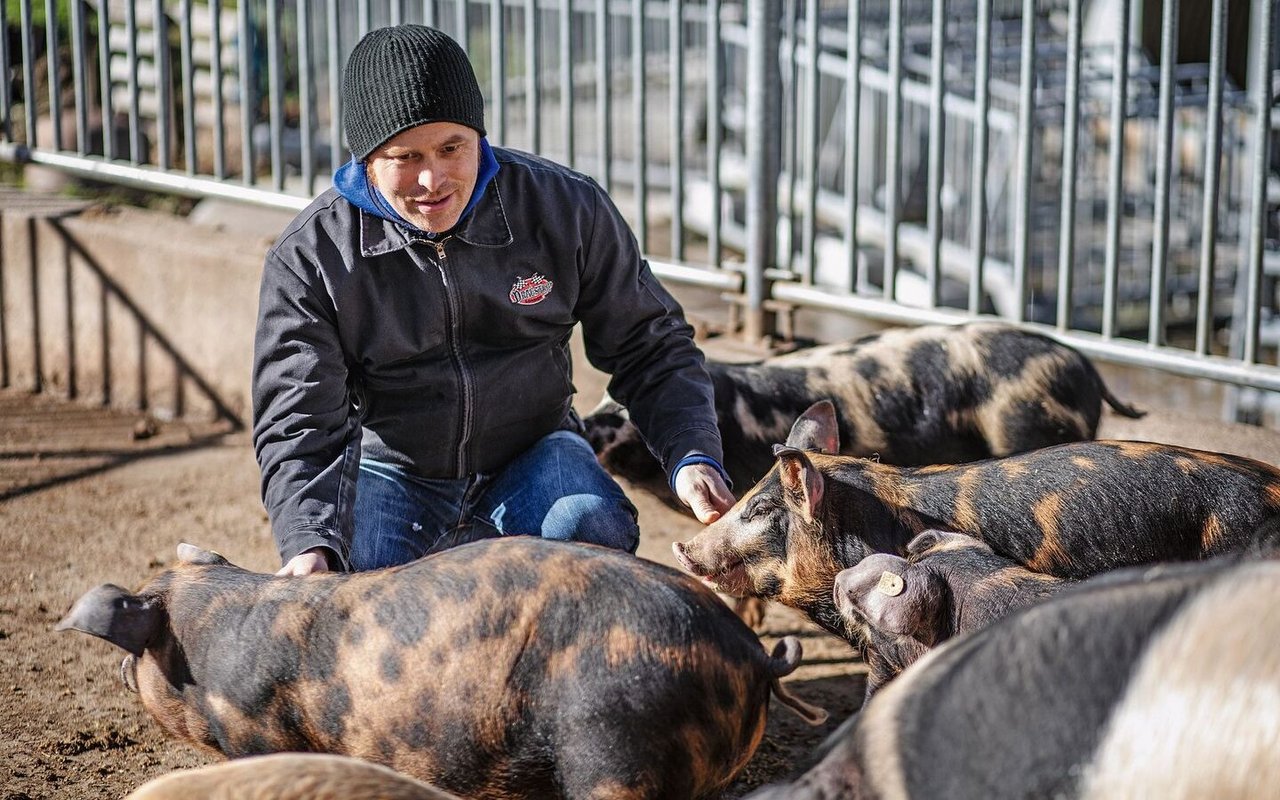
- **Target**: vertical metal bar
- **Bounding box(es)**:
[798,0,818,282]
[490,0,506,143]
[181,0,197,173]
[560,0,574,166]
[925,0,945,307]
[526,0,541,152]
[782,0,797,268]
[45,0,61,149]
[127,0,142,162]
[1197,0,1227,355]
[884,0,902,299]
[424,0,436,27]
[328,0,342,174]
[154,0,171,169]
[0,2,11,142]
[70,0,88,154]
[267,0,284,190]
[1242,0,1272,365]
[1148,0,1178,346]
[456,0,468,48]
[745,0,781,341]
[210,0,226,178]
[238,0,254,182]
[844,0,861,292]
[20,0,35,146]
[707,0,722,267]
[632,0,647,249]
[595,0,611,190]
[358,0,371,36]
[1056,0,1080,331]
[391,0,404,25]
[299,0,316,193]
[671,0,685,260]
[1013,0,1035,323]
[1102,0,1129,339]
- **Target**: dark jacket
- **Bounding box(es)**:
[253,147,722,566]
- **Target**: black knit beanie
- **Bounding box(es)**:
[342,25,487,160]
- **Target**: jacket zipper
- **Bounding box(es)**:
[425,235,474,476]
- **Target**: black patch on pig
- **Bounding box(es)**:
[981,328,1060,378]
[380,651,402,682]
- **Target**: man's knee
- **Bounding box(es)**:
[542,493,640,553]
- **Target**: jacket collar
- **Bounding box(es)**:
[358,178,513,257]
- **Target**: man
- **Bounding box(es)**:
[253,24,733,575]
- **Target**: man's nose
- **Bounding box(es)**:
[417,161,443,193]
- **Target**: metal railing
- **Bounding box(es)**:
[2,0,1279,406]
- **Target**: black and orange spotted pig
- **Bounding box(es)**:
[58,538,827,800]
[674,400,1280,644]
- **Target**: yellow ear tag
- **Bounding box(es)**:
[876,571,905,597]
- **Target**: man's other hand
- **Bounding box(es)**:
[674,463,736,524]
[276,547,333,576]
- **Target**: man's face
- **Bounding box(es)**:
[366,121,481,234]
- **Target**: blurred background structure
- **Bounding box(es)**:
[0,0,1278,423]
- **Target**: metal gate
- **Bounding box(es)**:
[2,0,1278,406]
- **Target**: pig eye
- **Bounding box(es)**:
[740,498,775,523]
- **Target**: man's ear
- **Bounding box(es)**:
[774,446,825,524]
[784,400,840,454]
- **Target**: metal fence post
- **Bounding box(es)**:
[744,0,781,343]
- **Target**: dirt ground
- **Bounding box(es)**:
[0,353,866,800]
[6,326,1280,799]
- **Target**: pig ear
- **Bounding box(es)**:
[855,572,947,647]
[784,400,840,454]
[176,543,229,566]
[906,529,974,558]
[773,446,825,524]
[55,584,162,656]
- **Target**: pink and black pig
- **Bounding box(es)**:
[674,401,1280,644]
[746,555,1280,799]
[58,537,826,800]
[585,322,1142,501]
[834,530,1068,695]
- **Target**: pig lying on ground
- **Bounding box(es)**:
[834,530,1069,694]
[585,322,1143,501]
[673,400,1280,643]
[746,555,1280,800]
[125,754,458,800]
[58,538,826,800]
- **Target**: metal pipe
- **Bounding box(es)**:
[70,0,88,155]
[1102,0,1130,339]
[154,0,170,169]
[1197,0,1227,355]
[211,0,226,178]
[267,0,284,190]
[237,0,253,182]
[632,0,647,249]
[0,1,10,142]
[800,0,818,283]
[181,0,196,174]
[45,0,60,150]
[327,0,340,178]
[526,0,540,151]
[884,0,902,299]
[559,0,574,166]
[456,0,468,49]
[425,0,436,27]
[595,0,611,190]
[1056,0,1080,331]
[925,0,945,307]
[358,0,370,36]
[1148,0,1178,346]
[1013,0,1035,323]
[671,0,685,261]
[392,0,404,25]
[845,0,861,293]
[490,0,506,143]
[707,0,722,267]
[20,0,34,146]
[299,0,316,194]
[744,0,781,341]
[1242,0,1273,366]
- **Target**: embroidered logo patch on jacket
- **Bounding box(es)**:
[509,274,554,305]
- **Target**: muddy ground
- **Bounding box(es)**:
[0,355,866,800]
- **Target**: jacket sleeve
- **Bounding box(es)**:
[252,248,361,569]
[574,182,724,482]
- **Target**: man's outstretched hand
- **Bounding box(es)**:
[674,463,736,524]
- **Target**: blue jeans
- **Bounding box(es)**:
[350,430,640,570]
